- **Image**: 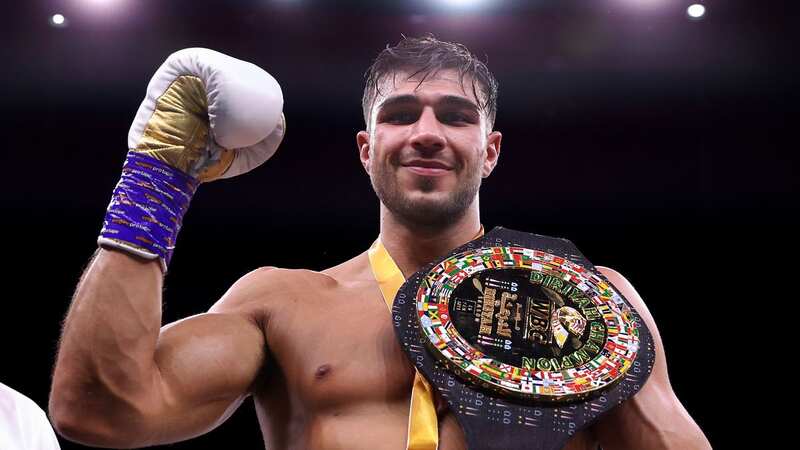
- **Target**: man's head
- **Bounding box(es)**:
[357,35,502,229]
[361,35,498,132]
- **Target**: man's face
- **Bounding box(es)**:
[357,69,502,228]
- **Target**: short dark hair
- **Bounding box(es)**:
[362,34,498,130]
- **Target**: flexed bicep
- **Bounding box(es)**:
[146,307,267,444]
[143,266,287,443]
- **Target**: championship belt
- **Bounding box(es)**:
[392,227,656,449]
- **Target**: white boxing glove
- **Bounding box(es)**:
[128,47,285,182]
[98,48,285,271]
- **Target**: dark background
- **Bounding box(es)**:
[2,0,796,448]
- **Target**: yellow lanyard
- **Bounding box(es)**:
[367,226,484,450]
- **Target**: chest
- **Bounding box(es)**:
[265,280,416,410]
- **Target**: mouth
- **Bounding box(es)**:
[401,159,453,177]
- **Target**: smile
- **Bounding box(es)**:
[401,159,454,177]
[403,166,451,176]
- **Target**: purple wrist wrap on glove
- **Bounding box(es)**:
[99,151,200,269]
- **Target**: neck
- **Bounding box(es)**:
[378,198,483,278]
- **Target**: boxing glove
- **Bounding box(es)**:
[98,48,285,272]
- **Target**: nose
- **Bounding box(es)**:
[409,107,445,154]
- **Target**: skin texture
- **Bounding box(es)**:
[49,70,711,449]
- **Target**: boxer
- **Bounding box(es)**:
[49,36,711,449]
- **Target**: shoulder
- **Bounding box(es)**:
[589,266,712,448]
[207,249,372,318]
[593,265,666,375]
[209,258,360,315]
[594,266,640,307]
[321,250,372,281]
[594,265,659,344]
[239,266,340,289]
[594,266,672,402]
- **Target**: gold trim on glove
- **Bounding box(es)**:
[134,75,234,180]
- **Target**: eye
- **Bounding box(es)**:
[384,111,418,124]
[440,111,475,125]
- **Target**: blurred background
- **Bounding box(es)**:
[2,0,796,448]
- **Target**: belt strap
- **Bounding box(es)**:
[367,226,484,450]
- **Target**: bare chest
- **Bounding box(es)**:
[263,279,416,412]
[253,271,600,450]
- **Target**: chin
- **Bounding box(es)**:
[392,192,473,228]
[404,189,451,204]
[373,170,480,227]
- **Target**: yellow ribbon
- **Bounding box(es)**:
[367,226,484,450]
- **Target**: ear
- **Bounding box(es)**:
[481,130,502,178]
[356,130,371,174]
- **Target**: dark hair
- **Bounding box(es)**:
[362,34,498,130]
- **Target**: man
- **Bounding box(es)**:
[49,36,711,449]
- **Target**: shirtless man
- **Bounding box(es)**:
[49,36,712,449]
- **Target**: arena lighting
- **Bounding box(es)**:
[71,0,132,19]
[613,0,671,13]
[687,3,706,19]
[438,0,491,9]
[49,13,68,27]
[83,0,120,6]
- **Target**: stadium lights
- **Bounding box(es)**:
[437,0,491,10]
[687,4,706,19]
[49,13,68,27]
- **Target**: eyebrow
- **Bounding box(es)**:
[377,94,480,113]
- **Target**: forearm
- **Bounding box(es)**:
[50,248,164,438]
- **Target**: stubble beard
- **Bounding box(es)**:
[371,161,481,230]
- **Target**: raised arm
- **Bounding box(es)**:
[592,266,712,450]
[49,47,285,447]
[50,250,274,447]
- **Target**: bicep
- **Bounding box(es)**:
[592,266,711,450]
[146,312,266,442]
[141,269,274,444]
